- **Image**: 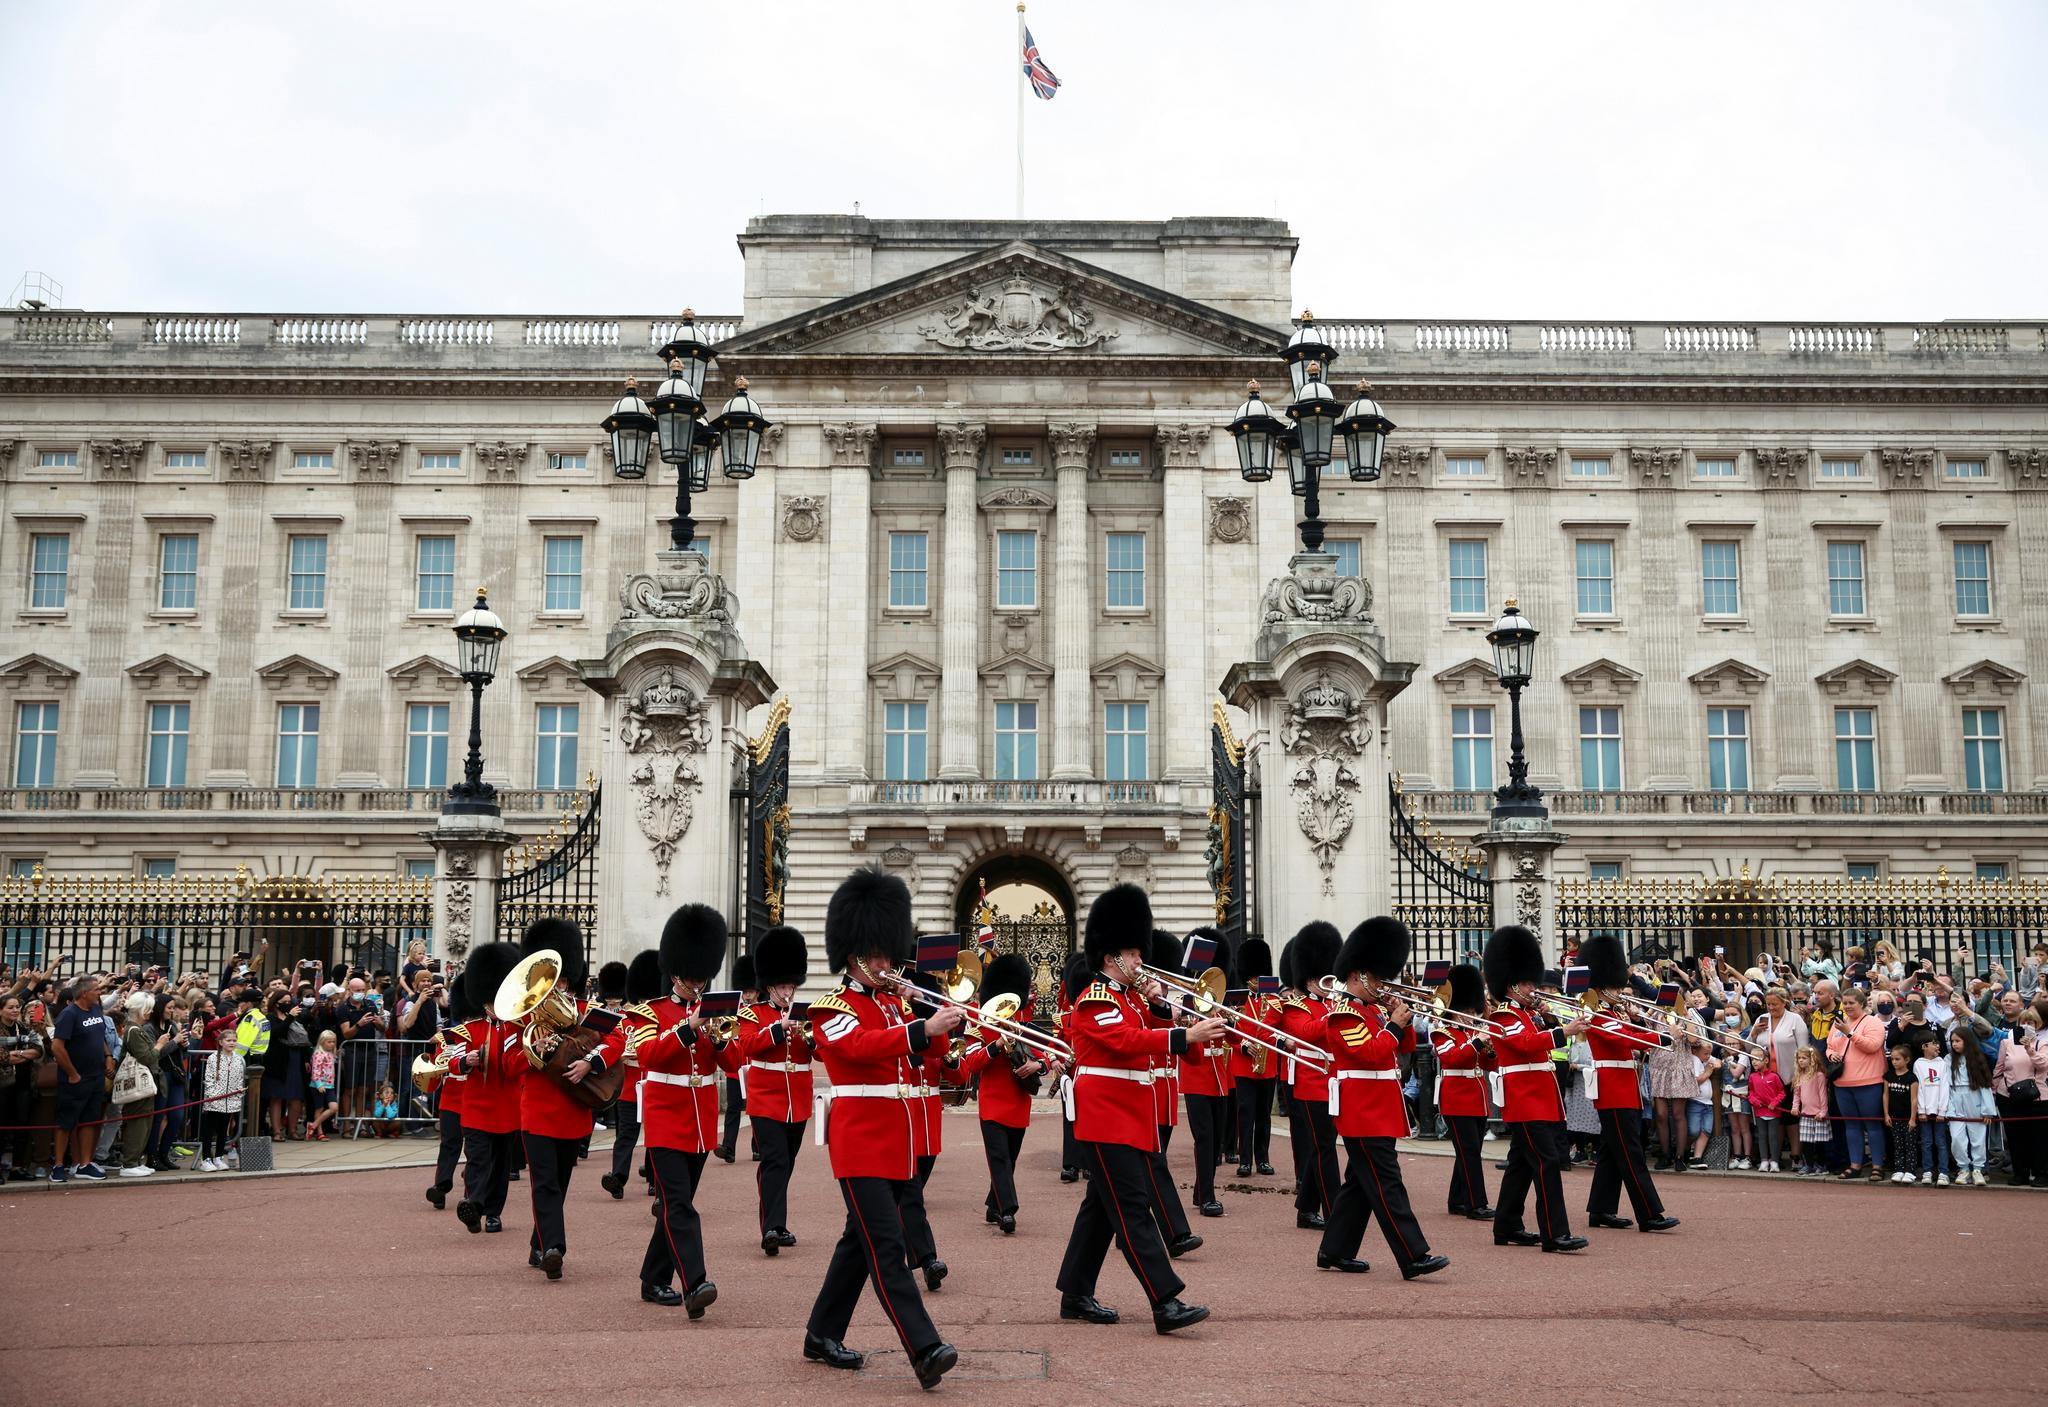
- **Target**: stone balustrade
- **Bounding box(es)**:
[1399,789,2048,819]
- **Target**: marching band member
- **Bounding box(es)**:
[1055,884,1220,1335]
[802,868,961,1390]
[896,965,953,1293]
[736,924,814,1256]
[1317,918,1448,1280]
[1279,921,1341,1231]
[1433,963,1495,1220]
[715,954,754,1163]
[515,919,627,1281]
[1176,927,1235,1219]
[1145,931,1200,1256]
[958,954,1046,1235]
[1232,937,1279,1178]
[600,949,664,1201]
[1579,934,1680,1234]
[1484,925,1589,1254]
[1057,955,1090,1183]
[632,904,736,1317]
[424,970,477,1212]
[450,942,525,1238]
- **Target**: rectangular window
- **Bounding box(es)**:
[1826,540,1866,616]
[994,700,1039,781]
[1833,707,1877,792]
[1451,705,1494,791]
[1000,448,1035,466]
[891,448,926,467]
[691,531,712,569]
[420,452,463,471]
[546,452,587,471]
[1574,540,1615,616]
[1819,458,1862,479]
[276,704,320,789]
[1108,448,1144,469]
[1946,459,1987,479]
[996,530,1038,608]
[883,701,928,782]
[1700,541,1742,617]
[1327,538,1362,579]
[1695,458,1736,479]
[1442,456,1486,477]
[543,536,584,612]
[1104,702,1149,781]
[1963,709,2005,794]
[1105,533,1146,610]
[36,450,78,468]
[1589,861,1625,882]
[1569,457,1613,478]
[1847,862,1881,882]
[3,856,41,967]
[1448,539,1488,615]
[28,533,68,609]
[1953,541,1992,617]
[1707,706,1750,792]
[286,534,327,611]
[1578,706,1623,791]
[887,531,929,609]
[292,451,334,470]
[535,704,580,790]
[405,703,450,790]
[157,534,198,611]
[165,451,207,469]
[414,535,456,612]
[145,702,190,789]
[13,703,58,787]
[1974,860,2015,968]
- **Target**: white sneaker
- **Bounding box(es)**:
[201,1157,221,1172]
[1919,1172,1933,1185]
[1975,1169,1989,1186]
[1937,1173,1951,1186]
[119,1165,153,1178]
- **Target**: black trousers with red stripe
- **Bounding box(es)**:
[459,1128,515,1218]
[1293,1102,1340,1218]
[1494,1119,1573,1244]
[522,1131,583,1255]
[1057,1139,1186,1308]
[982,1120,1027,1216]
[1321,1135,1430,1271]
[640,1145,710,1291]
[1586,1107,1665,1220]
[751,1115,806,1234]
[1185,1094,1230,1204]
[1146,1125,1193,1242]
[1443,1112,1491,1213]
[434,1106,464,1189]
[808,1175,941,1355]
[1235,1076,1275,1165]
[896,1153,939,1268]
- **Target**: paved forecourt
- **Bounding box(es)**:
[7,1105,2045,1406]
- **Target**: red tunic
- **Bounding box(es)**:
[1069,980,1183,1151]
[1178,1030,1235,1099]
[1151,1029,1182,1129]
[960,1033,1038,1130]
[810,980,932,1181]
[1584,1010,1663,1110]
[434,1028,469,1117]
[1491,1004,1566,1123]
[1430,1027,1490,1118]
[635,996,742,1154]
[1324,998,1414,1138]
[518,999,629,1141]
[1280,995,1332,1103]
[1229,993,1283,1081]
[909,1039,951,1158]
[736,1000,815,1124]
[448,1016,525,1135]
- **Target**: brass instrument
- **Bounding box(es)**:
[877,970,1074,1061]
[495,948,580,1070]
[411,1032,464,1094]
[1311,973,1498,1039]
[1151,964,1323,1070]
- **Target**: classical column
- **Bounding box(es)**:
[822,423,877,779]
[1881,448,1944,789]
[1503,448,1560,788]
[1632,448,1688,788]
[1049,422,1095,779]
[1157,423,1209,779]
[336,442,400,786]
[72,441,145,785]
[937,423,985,779]
[2008,448,2048,788]
[1756,449,1819,789]
[201,455,272,786]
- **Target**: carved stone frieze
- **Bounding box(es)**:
[619,668,712,897]
[219,440,274,482]
[779,494,826,543]
[1503,447,1556,490]
[1631,446,1681,487]
[1208,495,1252,543]
[347,441,402,483]
[1153,423,1207,469]
[1382,443,1431,486]
[1880,446,1937,489]
[2007,447,2047,487]
[476,441,531,482]
[1754,447,1808,490]
[821,422,878,468]
[89,439,145,482]
[919,274,1118,351]
[1279,673,1372,895]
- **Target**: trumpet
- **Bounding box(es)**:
[877,971,1074,1062]
[1147,965,1326,1071]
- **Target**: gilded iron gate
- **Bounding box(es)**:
[1207,703,1249,947]
[1389,777,1493,967]
[496,786,600,964]
[989,907,1073,1010]
[743,698,792,945]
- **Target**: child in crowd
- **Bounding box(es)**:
[1946,1025,1996,1186]
[199,1037,246,1173]
[1883,1043,1919,1183]
[372,1081,402,1137]
[1688,1039,1722,1168]
[1793,1047,1831,1177]
[1748,1059,1787,1172]
[1912,1033,1951,1185]
[1722,1034,1754,1169]
[307,1031,338,1142]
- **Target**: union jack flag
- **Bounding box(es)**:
[1022,25,1060,100]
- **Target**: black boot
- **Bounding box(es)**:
[1152,1299,1210,1334]
[803,1333,862,1370]
[1059,1294,1118,1324]
[911,1342,958,1390]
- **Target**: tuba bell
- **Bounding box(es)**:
[494,948,581,1070]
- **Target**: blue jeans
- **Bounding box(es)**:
[1918,1119,1950,1176]
[1836,1083,1885,1168]
[147,1081,188,1162]
[1686,1100,1714,1137]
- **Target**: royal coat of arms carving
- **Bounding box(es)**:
[920,275,1119,351]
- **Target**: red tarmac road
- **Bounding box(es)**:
[7,1111,2046,1406]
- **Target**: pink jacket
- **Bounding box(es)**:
[1825,1014,1887,1088]
[1792,1072,1830,1119]
[1748,1068,1788,1118]
[1993,1033,2048,1097]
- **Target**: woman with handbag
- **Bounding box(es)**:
[1824,989,1889,1183]
[1992,1011,2048,1187]
[110,992,165,1177]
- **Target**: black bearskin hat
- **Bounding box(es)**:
[1291,920,1341,986]
[626,949,664,1003]
[824,867,913,972]
[660,904,728,985]
[1580,933,1630,991]
[752,925,808,988]
[1084,884,1153,966]
[1150,929,1181,975]
[1446,962,1485,1015]
[1336,916,1411,983]
[1238,936,1273,982]
[447,969,483,1024]
[981,954,1034,1004]
[1277,938,1298,990]
[1483,925,1546,1001]
[1188,925,1229,982]
[522,917,586,994]
[733,953,757,996]
[1062,953,1095,1003]
[462,941,523,1016]
[596,961,629,1002]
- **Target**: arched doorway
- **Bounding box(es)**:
[955,853,1076,1004]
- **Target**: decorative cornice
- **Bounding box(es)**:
[1631,446,1681,488]
[219,439,273,482]
[1049,422,1097,469]
[475,441,531,482]
[90,439,146,482]
[821,422,879,469]
[937,422,986,472]
[124,653,210,690]
[1503,447,1556,491]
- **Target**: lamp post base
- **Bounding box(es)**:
[441,783,500,818]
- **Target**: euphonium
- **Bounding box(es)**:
[494,948,580,1070]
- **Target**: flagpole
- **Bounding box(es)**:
[1015,2,1026,219]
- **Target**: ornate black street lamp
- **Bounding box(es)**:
[444,588,507,816]
[1486,598,1545,820]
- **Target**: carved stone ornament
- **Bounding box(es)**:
[919,274,1119,351]
[219,440,274,482]
[1753,447,1807,490]
[0,441,14,480]
[1048,422,1097,468]
[348,441,402,483]
[780,494,826,543]
[89,439,145,482]
[1154,423,1207,469]
[937,423,986,471]
[881,844,916,867]
[1279,673,1373,895]
[619,668,712,897]
[2007,447,2047,487]
[447,851,476,878]
[1632,447,1680,486]
[1503,448,1556,490]
[476,442,531,482]
[1382,444,1432,486]
[1880,446,1937,488]
[618,551,736,630]
[1260,553,1373,625]
[443,879,474,957]
[985,485,1052,508]
[821,422,879,468]
[1513,852,1545,936]
[1209,496,1252,543]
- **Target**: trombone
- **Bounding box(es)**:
[877,970,1075,1062]
[1145,964,1328,1071]
[1308,973,1499,1040]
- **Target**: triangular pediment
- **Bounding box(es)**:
[0,653,78,690]
[1433,657,1499,694]
[867,651,943,693]
[1815,658,1898,695]
[516,655,584,690]
[1688,658,1771,695]
[715,242,1284,364]
[1089,652,1165,689]
[1559,658,1644,695]
[256,654,340,692]
[978,648,1055,687]
[1944,659,2025,696]
[125,653,211,689]
[386,654,464,691]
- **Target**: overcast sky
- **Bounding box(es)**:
[3,1,2043,322]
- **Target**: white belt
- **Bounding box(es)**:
[1328,1067,1399,1114]
[749,1060,812,1074]
[1496,1062,1553,1076]
[642,1071,717,1088]
[1070,1064,1153,1120]
[1440,1067,1484,1078]
[1587,1058,1636,1102]
[1197,1044,1229,1059]
[814,1082,915,1146]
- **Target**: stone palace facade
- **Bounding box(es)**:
[1,214,2043,952]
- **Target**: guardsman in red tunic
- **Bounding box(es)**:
[891,967,956,1294]
[1484,925,1590,1253]
[1317,918,1450,1280]
[1278,921,1342,1230]
[450,942,526,1237]
[737,924,813,1256]
[1433,963,1495,1220]
[1231,939,1279,1178]
[425,969,480,1211]
[1054,884,1221,1336]
[1174,927,1235,1220]
[1579,934,1681,1234]
[1057,955,1089,1182]
[1143,930,1200,1256]
[802,869,962,1391]
[601,949,665,1201]
[958,954,1047,1234]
